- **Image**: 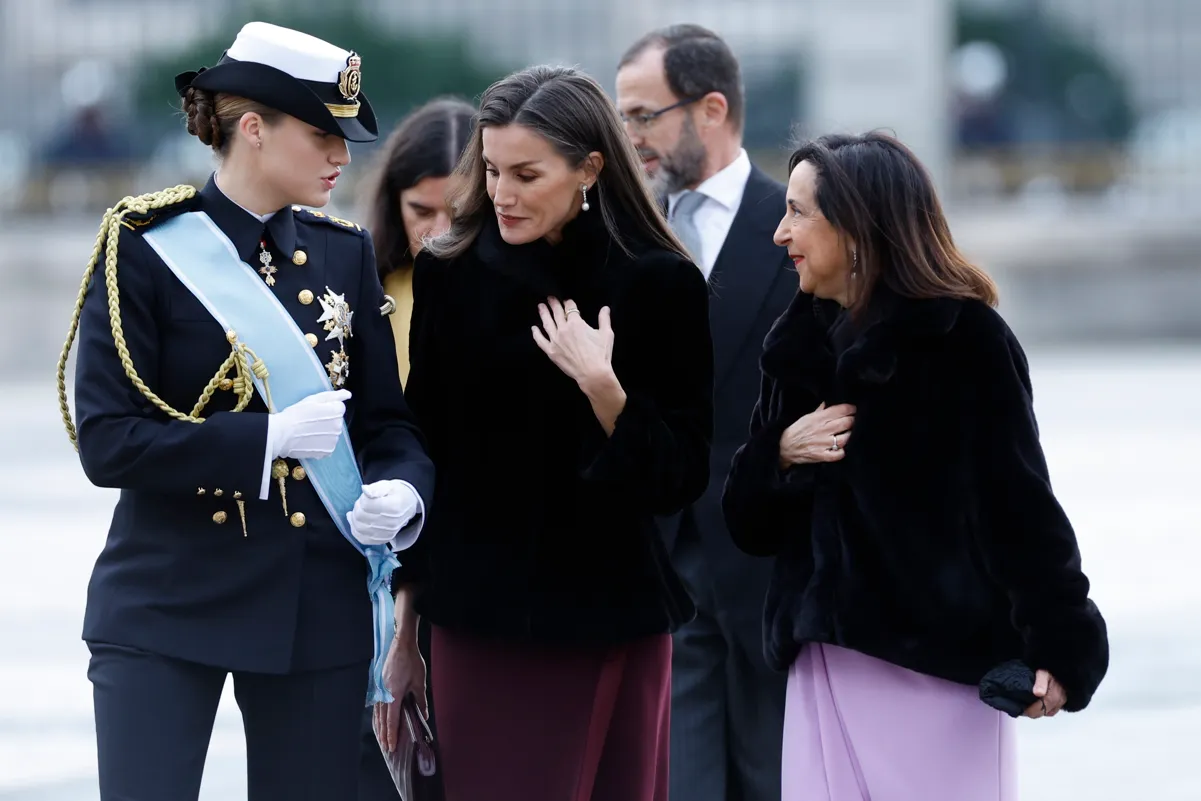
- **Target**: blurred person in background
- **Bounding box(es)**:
[58,22,434,801]
[360,97,476,388]
[356,95,475,800]
[722,131,1109,800]
[374,64,714,801]
[42,105,129,167]
[615,24,794,801]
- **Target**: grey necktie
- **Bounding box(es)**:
[670,190,706,265]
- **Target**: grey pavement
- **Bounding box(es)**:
[2,344,1200,798]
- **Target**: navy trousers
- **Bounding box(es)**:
[88,642,368,801]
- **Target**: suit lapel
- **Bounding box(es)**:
[707,166,790,391]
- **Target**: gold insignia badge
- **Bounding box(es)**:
[338,53,362,101]
[326,348,350,389]
[326,215,362,231]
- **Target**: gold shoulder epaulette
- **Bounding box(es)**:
[115,185,199,231]
[292,205,364,233]
[58,184,224,455]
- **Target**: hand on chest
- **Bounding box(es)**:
[456,270,648,387]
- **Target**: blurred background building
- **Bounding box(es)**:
[4,0,1200,346]
[1,0,1197,798]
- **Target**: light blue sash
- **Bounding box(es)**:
[144,211,398,706]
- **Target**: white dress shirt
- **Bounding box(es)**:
[666,149,752,279]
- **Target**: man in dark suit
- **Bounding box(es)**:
[616,24,795,801]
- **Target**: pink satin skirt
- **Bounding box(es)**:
[783,642,1017,801]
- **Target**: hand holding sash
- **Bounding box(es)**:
[268,389,351,460]
[348,479,420,546]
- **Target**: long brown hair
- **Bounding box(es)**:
[359,97,476,278]
[425,65,686,261]
[789,132,998,317]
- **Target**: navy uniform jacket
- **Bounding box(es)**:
[74,176,435,674]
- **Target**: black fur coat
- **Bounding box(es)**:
[721,287,1108,712]
[395,210,713,643]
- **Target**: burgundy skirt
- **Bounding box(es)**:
[431,625,671,801]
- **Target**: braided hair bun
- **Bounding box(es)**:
[183,87,223,150]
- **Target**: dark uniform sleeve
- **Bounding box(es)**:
[972,324,1109,712]
[387,250,444,586]
[580,253,714,516]
[74,229,270,493]
[346,232,435,541]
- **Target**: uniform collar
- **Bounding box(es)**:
[199,174,298,263]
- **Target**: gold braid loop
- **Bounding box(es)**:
[241,344,274,412]
[189,348,257,417]
[56,185,264,452]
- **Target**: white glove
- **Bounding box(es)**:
[267,389,351,461]
[347,480,420,546]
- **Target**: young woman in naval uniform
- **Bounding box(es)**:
[57,21,435,801]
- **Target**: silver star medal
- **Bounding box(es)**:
[317,287,353,388]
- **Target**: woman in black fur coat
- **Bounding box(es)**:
[721,131,1108,801]
[376,66,713,801]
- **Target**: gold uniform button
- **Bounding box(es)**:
[299,289,314,305]
[292,250,308,266]
[218,378,233,391]
[214,489,224,497]
[292,205,303,212]
[213,511,228,524]
[197,488,206,496]
[290,512,307,528]
[305,333,318,347]
[292,466,307,481]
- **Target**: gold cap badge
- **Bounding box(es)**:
[338,53,362,101]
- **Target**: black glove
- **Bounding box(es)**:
[979,659,1039,718]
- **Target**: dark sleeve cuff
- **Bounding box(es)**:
[735,418,817,498]
[722,418,818,558]
[1024,599,1110,712]
[582,391,656,478]
[391,550,430,590]
[581,390,710,515]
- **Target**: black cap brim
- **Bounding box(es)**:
[176,57,378,143]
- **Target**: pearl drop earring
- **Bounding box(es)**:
[581,184,590,212]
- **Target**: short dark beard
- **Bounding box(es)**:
[651,116,707,196]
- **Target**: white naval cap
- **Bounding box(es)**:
[226,22,356,86]
[174,20,377,142]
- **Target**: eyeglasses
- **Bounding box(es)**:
[619,96,703,131]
